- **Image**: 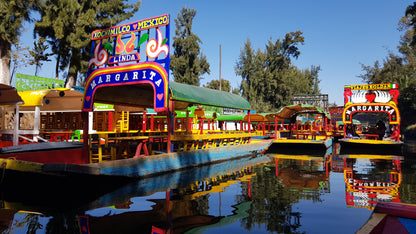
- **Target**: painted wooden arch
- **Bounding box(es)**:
[82,62,168,112]
[342,103,400,125]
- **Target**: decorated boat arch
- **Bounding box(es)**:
[343,83,400,126]
[84,14,170,113]
[340,83,403,155]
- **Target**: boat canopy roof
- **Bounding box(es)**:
[217,114,245,121]
[169,82,251,110]
[275,104,330,120]
[217,113,284,122]
[0,84,23,106]
[18,88,84,112]
[244,113,269,122]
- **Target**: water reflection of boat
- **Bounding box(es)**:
[267,153,332,193]
[356,202,416,233]
[341,155,403,210]
[0,154,273,212]
[0,154,273,233]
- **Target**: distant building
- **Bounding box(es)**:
[293,94,329,112]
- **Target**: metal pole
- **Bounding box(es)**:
[219,44,222,91]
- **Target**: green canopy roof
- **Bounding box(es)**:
[217,114,245,121]
[169,82,251,110]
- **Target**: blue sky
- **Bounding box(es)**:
[19,0,413,105]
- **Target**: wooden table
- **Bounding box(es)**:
[361,134,379,140]
[296,132,317,140]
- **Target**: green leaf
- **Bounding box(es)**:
[104,42,113,54]
[162,38,167,45]
[139,33,149,46]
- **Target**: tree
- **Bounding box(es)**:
[359,3,416,128]
[235,39,271,111]
[10,43,30,83]
[34,0,140,87]
[203,79,231,92]
[0,0,37,85]
[28,37,53,76]
[170,7,210,86]
[235,32,319,112]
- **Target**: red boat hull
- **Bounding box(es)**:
[0,142,87,164]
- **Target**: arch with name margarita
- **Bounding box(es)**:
[82,62,168,112]
[343,103,400,125]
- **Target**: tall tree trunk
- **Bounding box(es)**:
[0,39,11,85]
[65,48,80,88]
[55,53,60,80]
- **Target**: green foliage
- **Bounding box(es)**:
[28,37,53,76]
[235,33,320,112]
[10,43,30,83]
[203,79,231,92]
[0,0,37,85]
[170,7,210,86]
[34,0,141,87]
[359,3,416,128]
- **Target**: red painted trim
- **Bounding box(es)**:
[108,111,114,131]
[375,202,416,220]
[0,148,86,164]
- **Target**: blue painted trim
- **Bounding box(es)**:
[97,141,272,177]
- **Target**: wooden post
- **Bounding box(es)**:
[33,106,40,142]
[167,112,172,153]
[142,112,147,132]
[167,100,175,153]
[274,116,278,139]
[150,114,154,131]
[247,110,251,132]
[108,111,114,131]
[82,111,90,164]
[13,104,20,146]
[185,110,189,133]
[188,117,192,133]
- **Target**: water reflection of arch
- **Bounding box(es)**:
[342,155,402,210]
[270,154,331,192]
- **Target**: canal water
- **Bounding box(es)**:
[1,145,416,234]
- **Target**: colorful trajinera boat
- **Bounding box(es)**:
[339,83,403,155]
[264,104,333,154]
[0,14,271,181]
[356,202,416,234]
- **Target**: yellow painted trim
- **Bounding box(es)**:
[342,155,403,160]
[0,158,44,173]
[269,154,325,160]
[272,139,327,144]
[343,139,402,145]
[171,132,257,141]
